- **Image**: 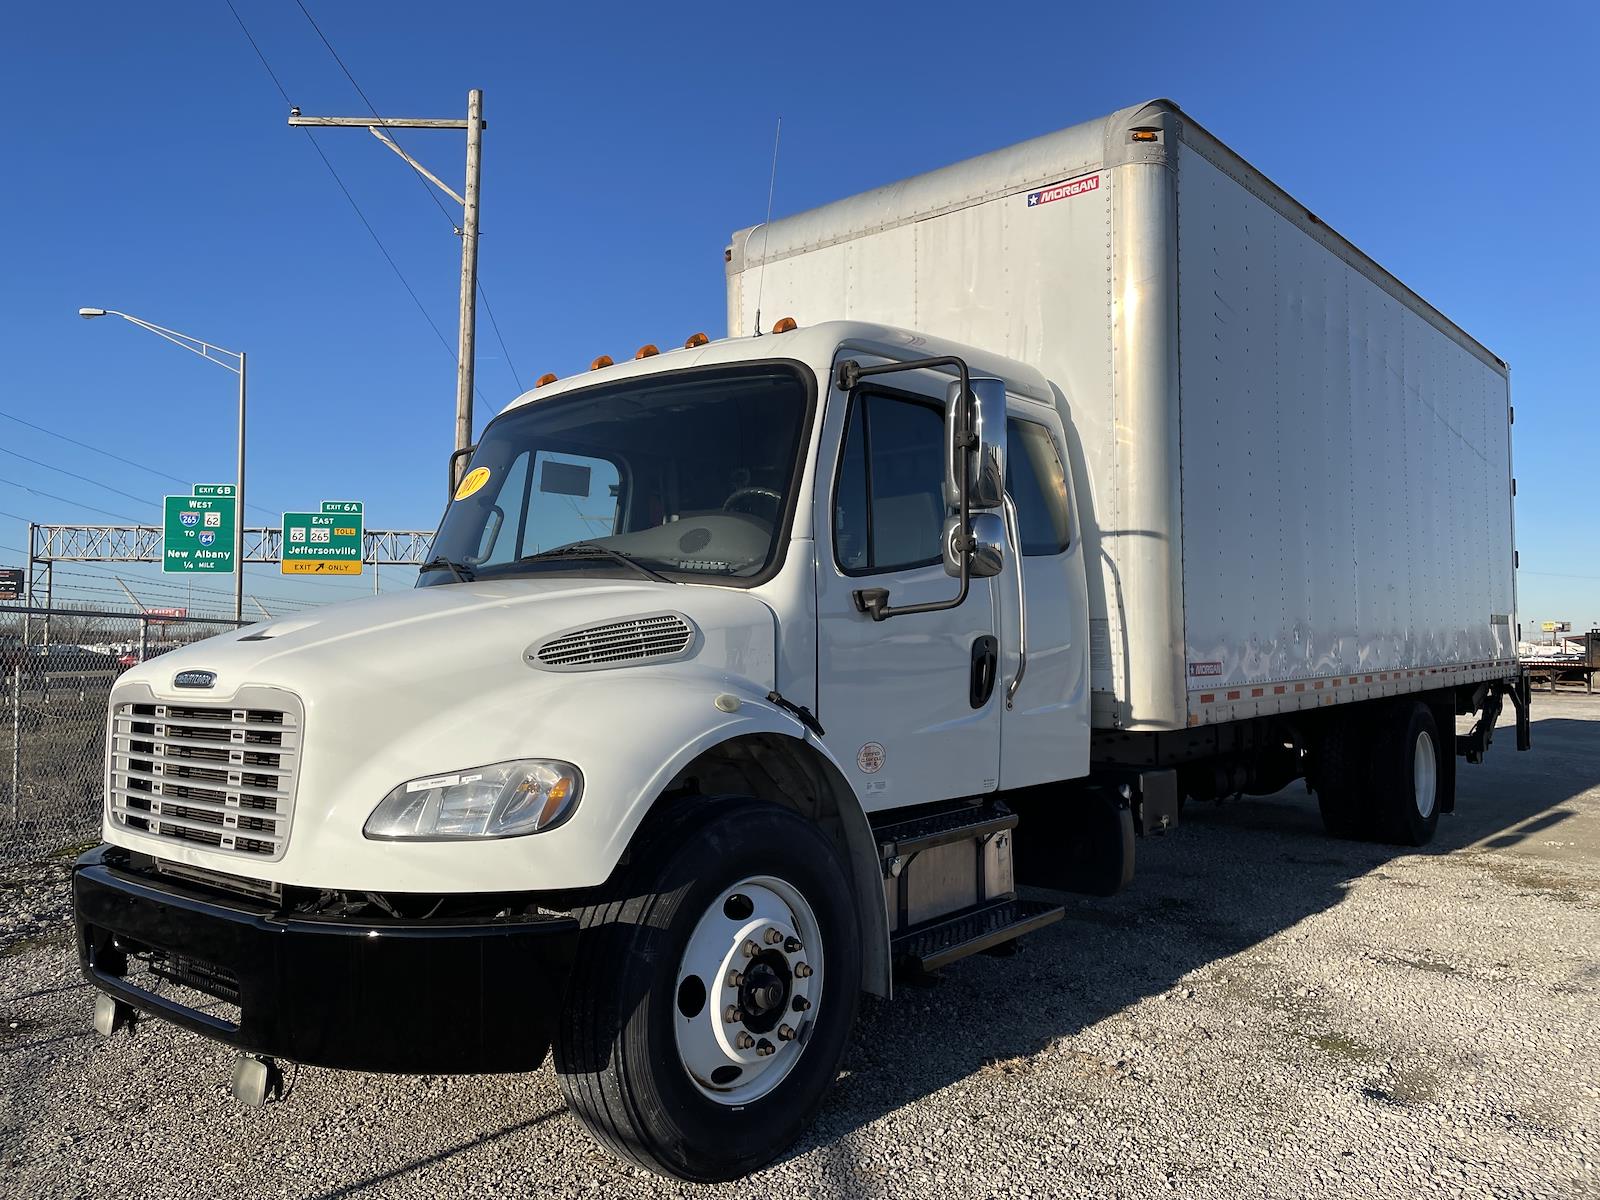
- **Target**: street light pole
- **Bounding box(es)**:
[234,351,247,626]
[79,307,248,625]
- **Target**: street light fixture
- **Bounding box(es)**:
[79,308,248,625]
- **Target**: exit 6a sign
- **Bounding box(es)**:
[282,501,364,575]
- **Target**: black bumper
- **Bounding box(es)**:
[73,847,577,1073]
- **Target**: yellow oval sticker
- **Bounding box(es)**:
[454,466,491,501]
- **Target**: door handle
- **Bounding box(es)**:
[970,635,999,708]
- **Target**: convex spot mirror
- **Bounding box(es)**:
[944,377,1007,511]
[944,512,1005,579]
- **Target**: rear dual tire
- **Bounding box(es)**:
[554,797,861,1183]
[1316,700,1443,847]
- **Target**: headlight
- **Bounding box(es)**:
[364,759,582,840]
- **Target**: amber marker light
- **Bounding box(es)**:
[590,355,614,370]
[635,344,660,359]
[684,332,710,348]
[771,317,798,333]
[535,372,558,387]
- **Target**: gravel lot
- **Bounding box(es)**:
[3,694,1597,1198]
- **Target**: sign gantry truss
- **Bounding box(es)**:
[30,524,435,565]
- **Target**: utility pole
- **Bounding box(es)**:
[289,90,486,483]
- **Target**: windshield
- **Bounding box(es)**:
[422,363,812,586]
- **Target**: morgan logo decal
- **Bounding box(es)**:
[856,742,885,774]
[173,670,217,689]
[1187,661,1223,678]
[1027,174,1099,207]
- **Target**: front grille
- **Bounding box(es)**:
[109,691,302,861]
[534,613,695,670]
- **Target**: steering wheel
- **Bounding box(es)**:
[721,486,783,521]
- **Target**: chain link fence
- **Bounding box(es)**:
[1,605,244,865]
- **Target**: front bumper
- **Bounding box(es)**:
[73,846,577,1073]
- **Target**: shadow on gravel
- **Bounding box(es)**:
[784,711,1593,1171]
[307,1107,564,1199]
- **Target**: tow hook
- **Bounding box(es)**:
[230,1053,283,1106]
[92,993,134,1037]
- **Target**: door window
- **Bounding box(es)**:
[1006,419,1073,555]
[833,391,946,574]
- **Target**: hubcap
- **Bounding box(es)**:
[673,876,823,1105]
[1413,730,1437,819]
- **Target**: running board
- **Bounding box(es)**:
[890,898,1064,974]
[875,800,1017,859]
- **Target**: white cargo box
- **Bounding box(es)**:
[728,99,1518,733]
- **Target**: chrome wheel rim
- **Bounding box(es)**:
[673,875,823,1105]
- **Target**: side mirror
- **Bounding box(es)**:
[944,377,1007,511]
[944,512,1005,579]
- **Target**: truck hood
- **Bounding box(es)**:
[105,577,784,890]
[126,577,778,700]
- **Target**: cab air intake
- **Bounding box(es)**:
[532,613,695,671]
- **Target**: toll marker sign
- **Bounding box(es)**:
[282,501,364,575]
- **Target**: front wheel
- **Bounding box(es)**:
[554,798,861,1182]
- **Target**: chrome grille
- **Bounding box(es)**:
[108,692,301,861]
[534,613,695,670]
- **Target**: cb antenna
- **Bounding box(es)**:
[752,116,782,337]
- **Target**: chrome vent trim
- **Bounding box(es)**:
[107,686,303,862]
[531,612,697,672]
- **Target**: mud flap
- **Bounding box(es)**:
[1013,785,1135,897]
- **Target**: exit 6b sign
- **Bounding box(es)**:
[282,501,364,575]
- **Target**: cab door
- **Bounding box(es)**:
[813,365,1002,811]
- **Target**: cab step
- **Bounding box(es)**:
[875,800,1017,859]
[890,897,1064,974]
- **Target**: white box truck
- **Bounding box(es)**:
[74,99,1529,1181]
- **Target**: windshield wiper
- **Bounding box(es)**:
[519,543,677,584]
[418,556,476,583]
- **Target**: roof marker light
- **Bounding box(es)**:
[535,372,558,388]
[771,316,798,334]
[684,332,710,348]
[635,344,660,359]
[590,355,614,370]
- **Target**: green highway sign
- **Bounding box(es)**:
[193,483,236,498]
[163,491,236,574]
[282,501,365,575]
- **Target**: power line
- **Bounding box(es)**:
[477,282,523,392]
[0,478,151,524]
[0,407,281,519]
[0,445,164,509]
[290,1,522,397]
[294,0,458,231]
[223,0,477,391]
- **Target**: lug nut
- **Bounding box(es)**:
[735,1031,755,1050]
[791,995,811,1012]
[778,1024,797,1041]
[725,969,744,988]
[794,962,813,978]
[755,1038,776,1057]
[742,939,760,958]
[723,1005,743,1024]
[764,927,784,945]
[783,936,802,953]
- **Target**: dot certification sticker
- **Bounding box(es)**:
[856,742,885,774]
[454,466,492,501]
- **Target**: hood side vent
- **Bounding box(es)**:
[531,612,696,672]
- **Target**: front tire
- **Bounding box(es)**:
[554,797,861,1182]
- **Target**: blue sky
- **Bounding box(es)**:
[0,0,1594,629]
